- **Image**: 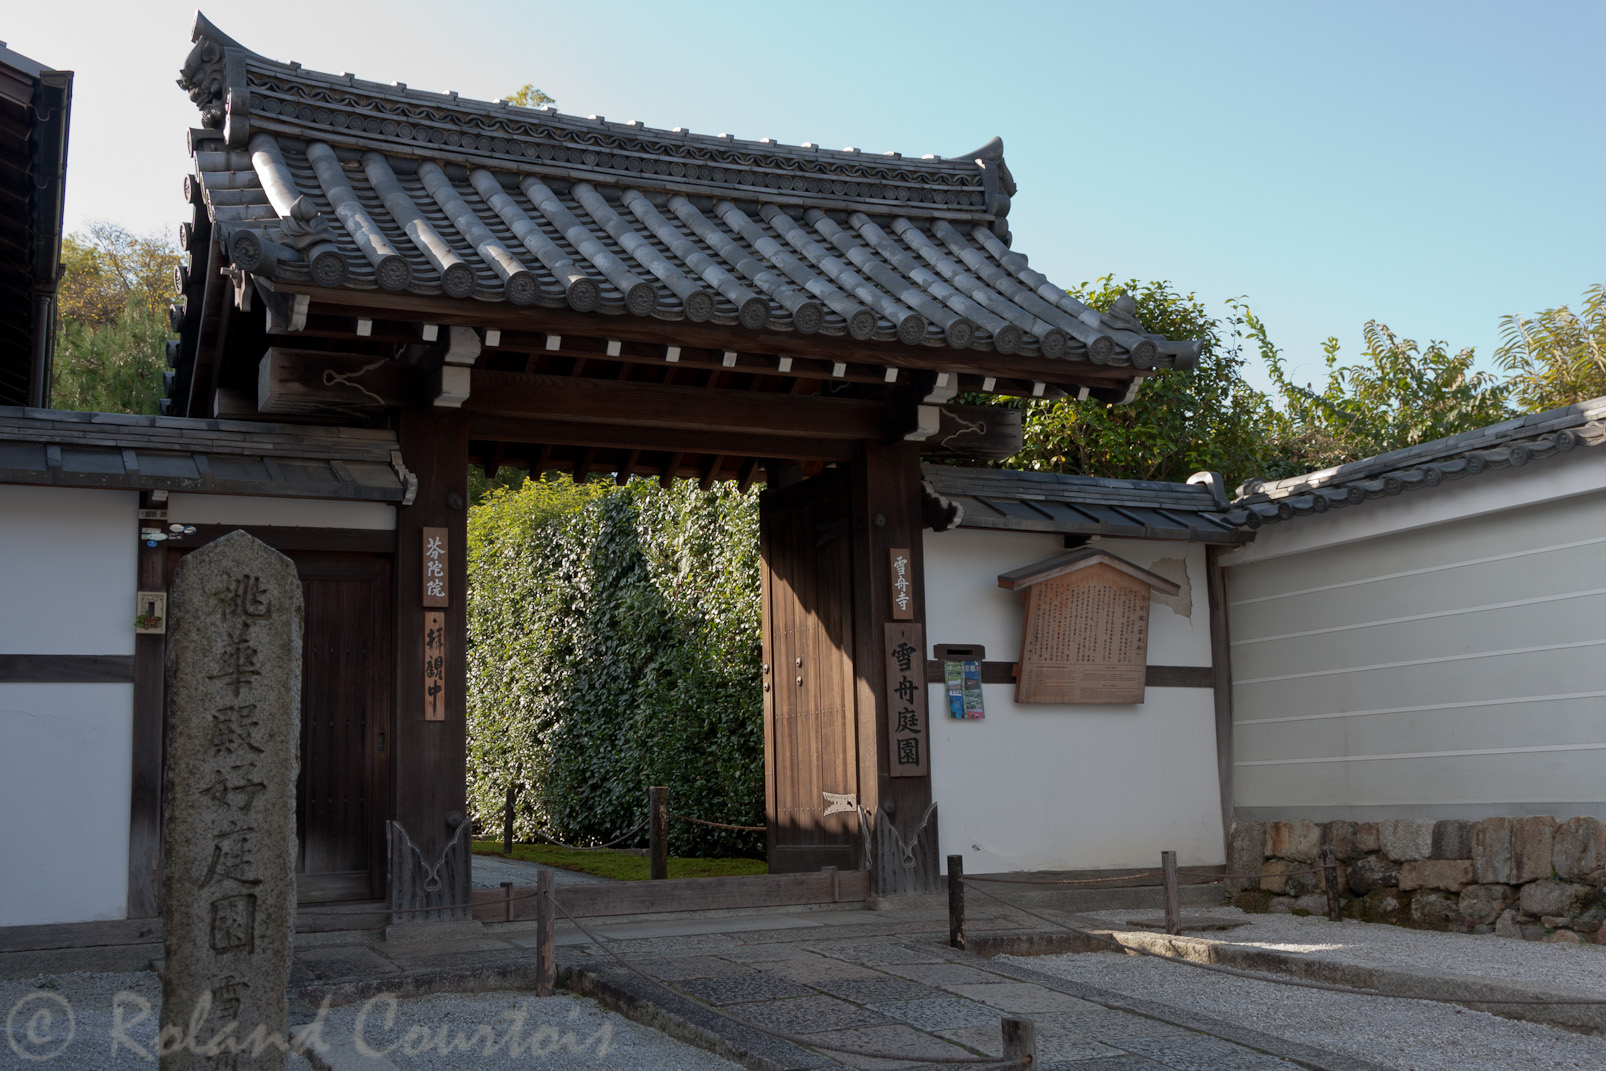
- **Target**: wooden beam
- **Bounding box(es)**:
[699,455,723,491]
[0,654,135,683]
[1207,546,1236,861]
[283,285,1153,392]
[659,452,683,489]
[467,414,852,462]
[737,456,761,492]
[616,450,640,485]
[464,370,886,440]
[572,446,596,483]
[257,348,410,415]
[913,404,1024,461]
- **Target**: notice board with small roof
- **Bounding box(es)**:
[998,548,1181,704]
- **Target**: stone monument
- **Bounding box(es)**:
[161,531,302,1070]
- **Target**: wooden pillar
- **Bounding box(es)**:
[1206,546,1235,860]
[848,440,932,842]
[393,409,469,864]
[126,538,170,918]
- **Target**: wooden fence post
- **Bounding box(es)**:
[503,784,516,857]
[1162,850,1180,936]
[649,786,669,881]
[947,854,966,950]
[1001,1017,1035,1065]
[1322,845,1341,921]
[501,881,514,923]
[535,868,555,997]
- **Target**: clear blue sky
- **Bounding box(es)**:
[9,0,1603,392]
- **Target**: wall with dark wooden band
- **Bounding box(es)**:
[920,527,1226,874]
[0,485,139,927]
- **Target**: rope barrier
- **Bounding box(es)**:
[960,877,1606,1008]
[521,817,649,851]
[964,871,1165,887]
[551,896,1029,1066]
[666,810,767,833]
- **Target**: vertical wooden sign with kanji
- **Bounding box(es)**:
[422,527,448,720]
[422,527,448,607]
[423,611,447,721]
[884,622,929,777]
[888,547,914,621]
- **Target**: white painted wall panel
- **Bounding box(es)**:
[0,485,137,655]
[923,528,1222,871]
[1228,481,1606,820]
[0,684,132,925]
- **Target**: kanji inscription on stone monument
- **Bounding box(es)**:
[162,530,301,1070]
[884,622,929,777]
[421,526,448,607]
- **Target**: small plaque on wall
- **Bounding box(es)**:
[888,547,914,620]
[422,527,448,607]
[998,549,1181,705]
[884,622,929,777]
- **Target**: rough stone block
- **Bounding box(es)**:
[1233,890,1273,913]
[1260,859,1293,894]
[1379,818,1436,861]
[1459,884,1515,926]
[1494,907,1523,939]
[1547,928,1584,944]
[1267,896,1296,914]
[1322,821,1360,862]
[1226,821,1267,894]
[1265,820,1321,862]
[1347,855,1400,895]
[1519,880,1594,919]
[1355,822,1380,854]
[1399,859,1474,892]
[1472,817,1514,884]
[1291,893,1329,916]
[1409,891,1461,930]
[1360,888,1410,925]
[1553,817,1606,882]
[1430,820,1472,860]
[1512,816,1556,884]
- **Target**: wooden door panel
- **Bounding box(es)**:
[762,471,860,873]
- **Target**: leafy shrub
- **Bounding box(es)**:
[466,475,763,858]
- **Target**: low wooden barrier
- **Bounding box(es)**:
[472,867,869,923]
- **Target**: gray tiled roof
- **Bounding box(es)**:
[1226,396,1606,528]
[175,14,1200,372]
[0,407,410,501]
[922,464,1249,543]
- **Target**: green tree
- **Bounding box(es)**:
[1262,320,1511,472]
[1494,282,1606,412]
[50,223,181,414]
[504,84,556,109]
[999,277,1285,489]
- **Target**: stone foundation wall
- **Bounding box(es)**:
[1228,817,1606,943]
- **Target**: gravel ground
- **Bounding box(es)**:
[1007,909,1606,1071]
[0,970,741,1071]
[1084,907,1606,992]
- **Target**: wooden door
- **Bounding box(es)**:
[290,551,392,902]
[761,470,861,873]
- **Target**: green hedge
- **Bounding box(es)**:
[466,476,764,858]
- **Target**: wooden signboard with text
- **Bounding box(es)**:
[883,622,929,776]
[999,549,1180,706]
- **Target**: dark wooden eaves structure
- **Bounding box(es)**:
[1228,396,1606,529]
[921,464,1250,543]
[169,13,1202,487]
[0,44,72,408]
[0,406,410,501]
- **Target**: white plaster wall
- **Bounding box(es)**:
[166,493,396,530]
[0,485,138,655]
[0,684,134,925]
[1227,485,1606,822]
[922,527,1223,872]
